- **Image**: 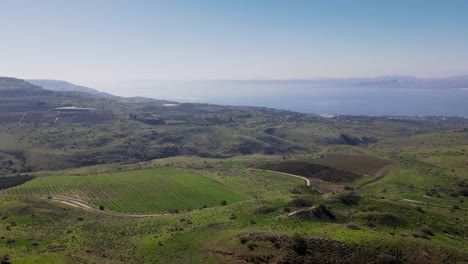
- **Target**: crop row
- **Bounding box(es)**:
[1,168,248,213]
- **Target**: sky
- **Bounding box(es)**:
[1,0,468,87]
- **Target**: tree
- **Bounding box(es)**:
[99,205,105,211]
[221,200,227,206]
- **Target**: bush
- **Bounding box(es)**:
[0,255,10,264]
[363,213,406,227]
[288,197,312,207]
[252,205,276,214]
[291,233,308,256]
[312,205,336,220]
[338,192,361,205]
[228,213,237,220]
[420,226,434,236]
[346,223,360,230]
[247,242,258,251]
[378,254,400,264]
[415,206,425,213]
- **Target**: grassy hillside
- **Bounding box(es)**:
[0,77,467,263]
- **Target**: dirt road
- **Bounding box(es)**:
[247,168,311,186]
[48,196,172,218]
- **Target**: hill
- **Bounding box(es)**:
[0,76,467,263]
[27,79,114,97]
[0,77,43,91]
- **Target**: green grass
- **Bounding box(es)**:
[0,193,466,264]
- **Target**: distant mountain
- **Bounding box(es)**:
[26,79,114,97]
[0,77,43,91]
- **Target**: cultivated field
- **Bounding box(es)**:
[1,167,306,213]
[310,153,393,176]
[2,168,250,213]
[259,161,363,183]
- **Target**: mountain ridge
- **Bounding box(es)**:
[26,79,114,97]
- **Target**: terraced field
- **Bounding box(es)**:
[1,168,250,213]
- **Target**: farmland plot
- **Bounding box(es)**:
[1,168,249,213]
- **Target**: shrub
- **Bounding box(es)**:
[247,242,258,251]
[312,205,336,220]
[0,255,10,264]
[415,206,425,213]
[240,237,249,244]
[338,192,361,205]
[346,223,360,230]
[420,226,434,236]
[228,213,237,220]
[289,188,301,194]
[378,254,400,264]
[291,233,308,256]
[252,205,276,214]
[288,197,312,207]
[363,213,406,227]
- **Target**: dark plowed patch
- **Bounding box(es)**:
[0,175,35,190]
[311,153,393,176]
[260,161,362,183]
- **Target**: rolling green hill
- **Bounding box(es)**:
[0,76,467,263]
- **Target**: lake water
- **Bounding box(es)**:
[106,81,468,117]
[205,88,468,117]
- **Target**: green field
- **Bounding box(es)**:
[1,167,305,213]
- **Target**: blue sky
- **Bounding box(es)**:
[1,0,467,85]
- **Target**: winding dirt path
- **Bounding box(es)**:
[247,168,311,186]
[400,198,467,210]
[48,196,172,218]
